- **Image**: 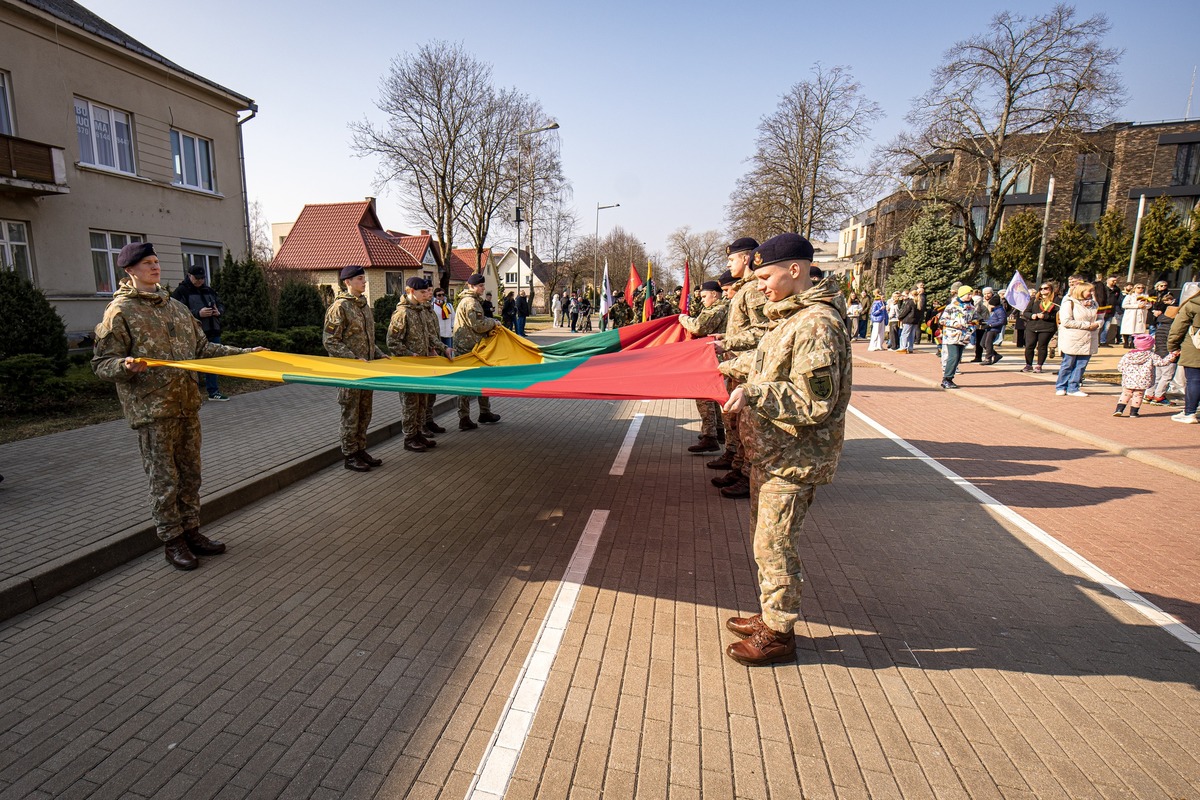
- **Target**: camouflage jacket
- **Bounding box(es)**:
[92,281,249,429]
[323,291,384,361]
[652,299,675,320]
[387,294,443,357]
[678,299,728,338]
[719,278,851,485]
[721,276,770,353]
[452,292,497,354]
[609,302,634,328]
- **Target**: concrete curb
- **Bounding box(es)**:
[0,397,456,623]
[854,354,1200,485]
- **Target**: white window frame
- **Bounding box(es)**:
[74,97,136,175]
[1,219,33,282]
[0,71,14,136]
[170,128,217,192]
[182,243,222,283]
[505,271,518,284]
[90,229,144,295]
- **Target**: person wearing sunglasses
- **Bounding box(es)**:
[1022,283,1059,374]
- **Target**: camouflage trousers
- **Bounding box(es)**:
[749,466,815,633]
[458,395,492,420]
[403,392,433,434]
[695,399,721,438]
[137,416,202,542]
[722,375,743,468]
[338,388,373,455]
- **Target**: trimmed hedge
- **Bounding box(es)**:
[0,271,68,369]
[0,356,111,413]
[220,326,327,356]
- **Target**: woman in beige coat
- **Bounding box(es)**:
[1167,283,1200,422]
[1055,282,1100,396]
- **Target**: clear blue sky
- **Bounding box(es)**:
[84,0,1200,259]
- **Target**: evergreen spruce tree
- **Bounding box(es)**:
[1092,206,1132,277]
[1176,204,1200,275]
[276,280,326,328]
[0,271,68,369]
[213,253,273,331]
[1135,198,1188,281]
[885,204,965,301]
[1045,220,1096,284]
[989,211,1043,283]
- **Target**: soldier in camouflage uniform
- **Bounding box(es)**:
[324,265,388,472]
[454,273,502,430]
[710,237,768,499]
[92,242,264,571]
[387,277,449,453]
[678,280,729,453]
[718,234,851,665]
[609,295,633,329]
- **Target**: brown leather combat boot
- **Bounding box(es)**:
[357,449,383,467]
[403,437,427,453]
[415,434,437,448]
[706,451,734,470]
[720,475,751,499]
[726,613,765,638]
[726,625,796,666]
[164,535,198,570]
[688,435,721,453]
[183,527,225,556]
[344,454,371,471]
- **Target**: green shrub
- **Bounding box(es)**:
[221,330,293,352]
[212,252,274,331]
[277,280,326,328]
[282,326,324,355]
[374,293,399,327]
[0,271,68,369]
[0,354,70,412]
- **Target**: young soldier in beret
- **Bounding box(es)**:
[324,265,388,472]
[92,242,267,570]
[710,237,767,498]
[609,294,633,329]
[388,277,450,453]
[719,233,852,665]
[679,280,729,453]
[454,273,502,429]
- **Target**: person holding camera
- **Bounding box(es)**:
[172,265,229,401]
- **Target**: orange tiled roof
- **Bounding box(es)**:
[449,248,490,282]
[387,231,434,267]
[274,202,421,270]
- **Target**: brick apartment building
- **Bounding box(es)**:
[841,119,1200,289]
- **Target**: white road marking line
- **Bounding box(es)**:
[849,405,1200,656]
[464,509,611,800]
[609,412,645,476]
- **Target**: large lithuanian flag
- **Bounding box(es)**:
[144,316,728,403]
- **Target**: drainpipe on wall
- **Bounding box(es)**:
[236,101,259,260]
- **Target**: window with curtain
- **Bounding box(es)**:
[0,72,13,136]
[170,129,216,192]
[1,220,33,282]
[90,230,144,294]
[75,97,135,174]
[1174,143,1200,187]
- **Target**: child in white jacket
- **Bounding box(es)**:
[1115,334,1177,417]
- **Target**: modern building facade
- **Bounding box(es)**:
[0,0,255,337]
[842,119,1200,288]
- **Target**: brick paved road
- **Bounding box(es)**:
[1,393,1198,798]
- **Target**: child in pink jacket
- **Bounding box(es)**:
[1115,334,1177,417]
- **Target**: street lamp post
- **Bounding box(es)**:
[516,121,558,319]
[594,202,619,319]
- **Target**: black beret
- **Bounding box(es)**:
[405,276,426,290]
[726,237,758,256]
[809,265,824,281]
[339,265,365,281]
[467,273,486,286]
[187,265,206,278]
[752,233,815,268]
[700,280,720,292]
[717,269,736,286]
[117,241,156,268]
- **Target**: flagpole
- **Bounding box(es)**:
[594,202,619,307]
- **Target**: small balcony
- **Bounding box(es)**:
[0,134,70,196]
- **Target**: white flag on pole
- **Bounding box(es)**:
[1004,271,1031,312]
[600,258,613,317]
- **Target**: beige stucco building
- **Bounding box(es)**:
[0,0,255,338]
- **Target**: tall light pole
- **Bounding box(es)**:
[516,121,558,315]
[594,202,619,304]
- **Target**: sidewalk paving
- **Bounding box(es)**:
[853,339,1200,483]
[1,394,1197,799]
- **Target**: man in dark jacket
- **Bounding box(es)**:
[515,290,531,336]
[171,265,229,401]
[897,292,920,353]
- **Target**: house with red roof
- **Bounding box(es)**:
[272,198,436,304]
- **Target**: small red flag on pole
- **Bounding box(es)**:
[679,259,691,315]
[624,261,643,308]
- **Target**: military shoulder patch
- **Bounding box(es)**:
[808,368,834,401]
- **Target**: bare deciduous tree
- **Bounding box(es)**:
[666,226,725,287]
[458,86,523,277]
[728,64,881,240]
[351,41,492,290]
[538,191,579,305]
[876,5,1124,270]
